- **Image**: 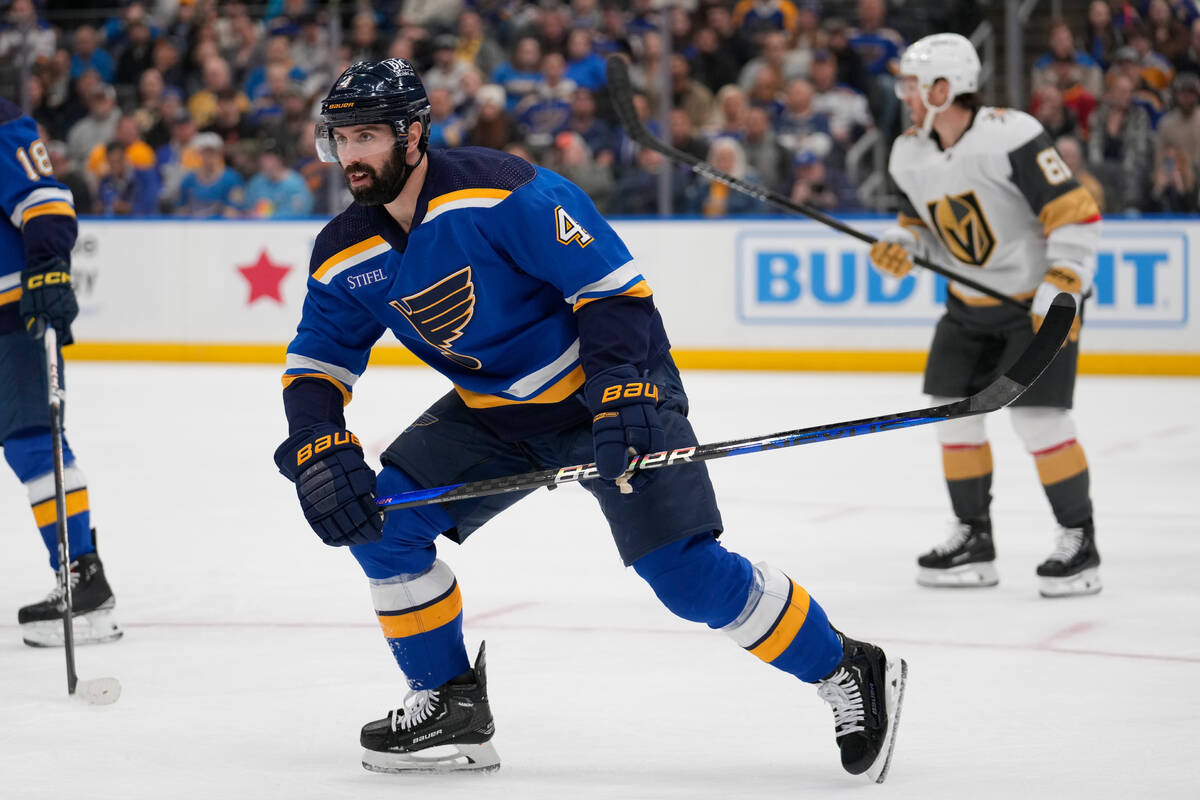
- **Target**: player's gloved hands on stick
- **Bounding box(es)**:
[585,365,666,484]
[19,257,78,344]
[274,424,385,546]
[867,227,918,279]
[1031,266,1084,344]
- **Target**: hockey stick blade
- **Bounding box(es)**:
[378,294,1075,511]
[603,55,1029,312]
[75,677,122,706]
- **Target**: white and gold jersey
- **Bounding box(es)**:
[888,107,1100,311]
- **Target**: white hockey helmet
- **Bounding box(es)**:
[896,33,981,132]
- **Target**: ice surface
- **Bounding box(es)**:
[1,363,1197,799]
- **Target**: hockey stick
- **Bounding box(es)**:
[603,55,1031,312]
[43,326,121,706]
[377,294,1075,511]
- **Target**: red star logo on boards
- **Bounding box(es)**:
[236,249,292,305]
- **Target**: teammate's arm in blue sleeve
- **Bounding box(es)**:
[486,170,664,376]
[0,102,78,267]
[282,258,387,433]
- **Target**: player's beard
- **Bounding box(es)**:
[345,147,409,206]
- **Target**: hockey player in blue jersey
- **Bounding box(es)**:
[274,59,906,782]
[0,97,121,647]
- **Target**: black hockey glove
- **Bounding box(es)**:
[274,424,385,546]
[19,257,78,344]
[585,365,666,484]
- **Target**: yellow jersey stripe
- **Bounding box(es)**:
[32,489,89,528]
[22,201,76,225]
[455,365,585,409]
[948,284,1036,307]
[377,584,463,639]
[281,372,352,405]
[572,279,654,311]
[426,187,512,212]
[312,235,388,283]
[748,581,812,663]
[1039,186,1101,234]
[0,287,21,305]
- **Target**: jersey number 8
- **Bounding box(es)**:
[15,139,54,180]
[1036,147,1072,186]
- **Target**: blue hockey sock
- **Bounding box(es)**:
[4,428,94,569]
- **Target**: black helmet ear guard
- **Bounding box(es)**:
[314,58,432,164]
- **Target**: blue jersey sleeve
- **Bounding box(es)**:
[485,167,668,376]
[0,99,78,269]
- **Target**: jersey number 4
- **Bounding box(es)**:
[555,205,594,248]
[15,139,54,180]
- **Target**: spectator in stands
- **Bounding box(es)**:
[789,148,858,211]
[823,18,870,97]
[1088,73,1153,211]
[1033,19,1105,98]
[291,14,331,78]
[670,53,715,131]
[493,35,544,112]
[208,87,260,150]
[132,70,172,148]
[86,114,156,179]
[794,1,823,51]
[564,28,606,92]
[46,140,94,217]
[550,131,614,212]
[189,57,249,129]
[456,11,505,80]
[156,110,202,209]
[629,30,670,114]
[775,77,831,152]
[691,26,742,94]
[703,1,756,66]
[151,38,185,92]
[733,0,802,39]
[244,143,313,219]
[1156,72,1200,173]
[688,137,765,217]
[0,0,57,67]
[739,30,810,95]
[515,53,575,154]
[1174,19,1200,76]
[115,18,157,92]
[69,25,115,84]
[67,83,120,168]
[427,87,468,150]
[810,49,872,154]
[1031,84,1081,140]
[1147,144,1198,211]
[347,12,383,64]
[177,131,244,218]
[567,87,617,167]
[467,83,520,151]
[96,140,161,216]
[743,105,790,192]
[707,84,751,140]
[1055,134,1105,209]
[1148,0,1190,61]
[1111,43,1168,124]
[246,35,307,103]
[223,9,262,81]
[1084,0,1125,69]
[609,147,689,216]
[424,34,472,109]
[668,107,711,162]
[848,0,905,137]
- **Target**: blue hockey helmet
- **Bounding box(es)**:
[315,58,432,163]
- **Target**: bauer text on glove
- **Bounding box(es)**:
[274,425,385,546]
[584,365,666,482]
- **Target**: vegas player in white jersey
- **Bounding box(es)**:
[868,33,1102,598]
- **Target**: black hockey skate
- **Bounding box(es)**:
[816,633,907,784]
[19,550,122,647]
[1037,520,1102,598]
[361,642,499,774]
[916,518,998,588]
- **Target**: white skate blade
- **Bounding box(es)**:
[1039,567,1102,598]
[865,658,907,784]
[75,677,122,706]
[917,562,998,588]
[21,609,123,647]
[362,741,500,774]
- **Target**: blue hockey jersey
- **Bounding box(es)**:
[0,98,78,336]
[283,147,669,440]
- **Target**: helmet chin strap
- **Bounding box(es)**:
[385,147,426,203]
[919,86,954,136]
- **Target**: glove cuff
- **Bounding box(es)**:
[275,424,363,481]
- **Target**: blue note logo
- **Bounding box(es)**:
[390,267,483,368]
